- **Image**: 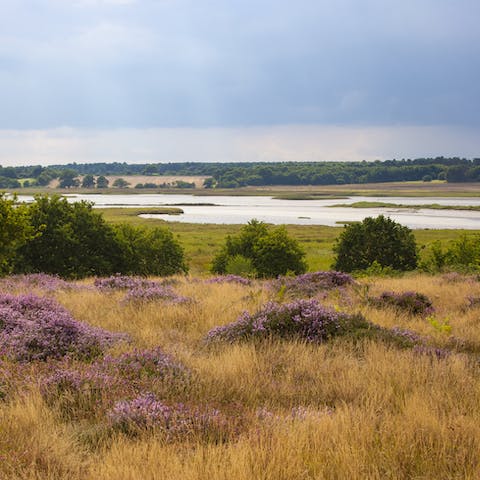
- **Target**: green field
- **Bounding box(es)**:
[99,207,479,275]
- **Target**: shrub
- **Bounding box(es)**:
[114,224,188,276]
[0,293,125,361]
[122,285,190,305]
[94,275,158,291]
[369,291,434,316]
[205,299,371,344]
[272,271,354,298]
[206,275,252,286]
[333,215,418,272]
[107,393,228,441]
[212,220,306,278]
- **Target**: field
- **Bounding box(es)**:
[2,272,480,479]
[98,207,480,274]
[16,180,480,197]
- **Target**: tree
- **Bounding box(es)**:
[16,195,123,278]
[332,215,418,272]
[0,194,32,275]
[212,220,306,277]
[114,224,188,276]
[58,169,80,188]
[96,176,109,188]
[112,178,130,188]
[81,174,96,188]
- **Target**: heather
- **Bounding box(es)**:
[0,293,124,361]
[205,299,372,344]
[2,272,480,479]
[272,270,354,298]
[369,290,435,316]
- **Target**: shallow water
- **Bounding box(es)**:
[15,193,480,229]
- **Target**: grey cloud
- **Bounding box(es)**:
[0,0,479,128]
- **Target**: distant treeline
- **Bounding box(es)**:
[2,157,480,188]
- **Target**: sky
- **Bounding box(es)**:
[0,0,479,166]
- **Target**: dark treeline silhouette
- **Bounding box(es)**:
[2,157,480,188]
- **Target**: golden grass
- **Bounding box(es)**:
[3,273,480,478]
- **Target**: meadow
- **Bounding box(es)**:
[2,271,480,479]
[99,207,480,274]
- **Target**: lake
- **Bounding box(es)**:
[15,193,480,229]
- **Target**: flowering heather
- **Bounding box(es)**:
[0,293,125,361]
[122,285,190,305]
[94,275,158,291]
[466,296,480,308]
[108,393,228,441]
[102,347,191,392]
[206,275,252,286]
[0,274,75,293]
[273,271,354,298]
[369,291,434,316]
[205,299,371,344]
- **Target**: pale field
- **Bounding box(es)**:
[48,175,210,189]
[2,273,480,479]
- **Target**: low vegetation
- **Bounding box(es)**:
[2,271,480,478]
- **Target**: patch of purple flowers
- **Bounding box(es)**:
[0,274,75,293]
[108,392,227,440]
[122,285,190,305]
[369,291,434,316]
[94,275,158,291]
[206,275,252,286]
[205,299,370,344]
[0,293,125,361]
[273,271,354,298]
[102,347,191,386]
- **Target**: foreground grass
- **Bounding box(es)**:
[2,273,480,478]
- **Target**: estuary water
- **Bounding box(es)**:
[15,193,480,229]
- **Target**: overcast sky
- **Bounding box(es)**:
[1,0,479,165]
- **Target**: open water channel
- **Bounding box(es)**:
[15,194,480,229]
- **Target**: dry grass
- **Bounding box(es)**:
[3,273,480,479]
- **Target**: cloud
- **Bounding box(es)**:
[0,0,479,129]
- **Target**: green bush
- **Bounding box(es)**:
[332,215,418,273]
[212,220,306,278]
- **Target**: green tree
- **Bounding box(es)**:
[96,176,109,188]
[212,220,306,277]
[112,178,130,188]
[0,194,32,275]
[333,215,418,272]
[16,195,123,278]
[81,174,96,188]
[58,169,80,188]
[114,224,188,276]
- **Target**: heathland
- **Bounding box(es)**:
[2,271,480,479]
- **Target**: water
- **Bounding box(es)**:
[14,193,480,229]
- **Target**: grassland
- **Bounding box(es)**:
[2,272,480,479]
[331,201,480,211]
[13,180,480,198]
[98,207,480,274]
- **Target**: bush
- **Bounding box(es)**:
[333,215,417,272]
[205,299,371,344]
[114,224,188,276]
[272,271,354,298]
[212,220,306,278]
[0,293,124,361]
[369,291,434,316]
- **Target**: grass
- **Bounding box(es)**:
[12,180,480,198]
[98,208,480,274]
[331,201,480,211]
[3,272,480,478]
